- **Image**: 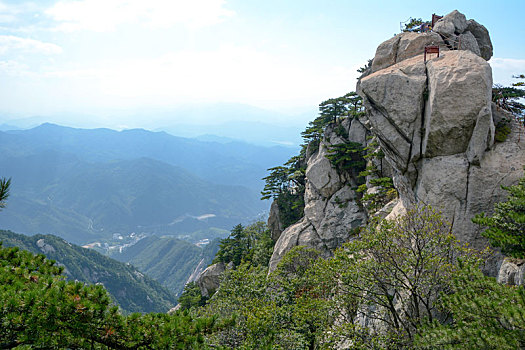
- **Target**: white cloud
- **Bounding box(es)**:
[489,57,525,86]
[0,35,62,55]
[0,2,18,23]
[41,45,359,110]
[46,0,235,32]
[0,60,30,76]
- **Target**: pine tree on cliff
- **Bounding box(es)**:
[0,177,10,210]
[473,170,525,258]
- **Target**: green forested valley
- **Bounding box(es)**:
[0,230,176,314]
[111,235,220,296]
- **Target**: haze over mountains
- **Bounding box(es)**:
[0,123,297,245]
[0,103,313,147]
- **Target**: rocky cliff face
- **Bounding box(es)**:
[269,10,524,274]
[269,118,370,271]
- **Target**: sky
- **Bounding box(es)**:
[0,0,524,129]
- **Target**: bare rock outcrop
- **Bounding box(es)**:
[358,11,524,275]
[371,10,493,76]
[359,55,427,177]
[196,262,227,297]
[422,50,493,158]
[498,258,525,286]
[267,201,284,242]
[268,10,521,278]
[371,32,444,73]
[268,118,369,272]
[36,238,56,254]
[466,19,493,60]
[433,10,492,60]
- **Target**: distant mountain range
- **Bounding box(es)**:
[0,230,177,314]
[0,123,296,191]
[159,120,304,147]
[0,123,296,244]
[0,102,314,146]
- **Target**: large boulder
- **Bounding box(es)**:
[432,10,492,61]
[371,32,444,73]
[196,262,227,297]
[466,19,493,60]
[371,11,492,76]
[422,50,492,158]
[434,10,468,36]
[359,55,427,173]
[268,219,324,272]
[458,31,481,56]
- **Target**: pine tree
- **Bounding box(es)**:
[0,243,214,348]
[0,177,11,210]
[416,257,525,349]
[473,170,525,258]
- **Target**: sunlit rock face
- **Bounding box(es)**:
[196,262,227,297]
[268,10,523,277]
[359,10,523,275]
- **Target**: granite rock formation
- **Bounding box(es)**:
[268,10,524,275]
[268,119,370,272]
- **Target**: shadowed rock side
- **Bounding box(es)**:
[268,10,523,275]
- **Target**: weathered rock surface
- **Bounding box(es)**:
[466,19,493,60]
[268,200,284,242]
[371,32,444,73]
[359,55,427,173]
[269,10,520,278]
[371,10,492,76]
[498,258,525,286]
[423,51,492,158]
[433,10,492,61]
[36,238,56,254]
[434,10,468,36]
[458,31,481,56]
[196,262,226,297]
[268,119,369,272]
[359,12,523,276]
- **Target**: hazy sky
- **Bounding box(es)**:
[0,0,524,128]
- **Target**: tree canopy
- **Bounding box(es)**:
[0,243,214,349]
[213,222,274,268]
[473,169,525,258]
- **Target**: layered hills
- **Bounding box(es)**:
[0,230,176,314]
[0,151,264,244]
[0,123,295,191]
[0,123,296,244]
